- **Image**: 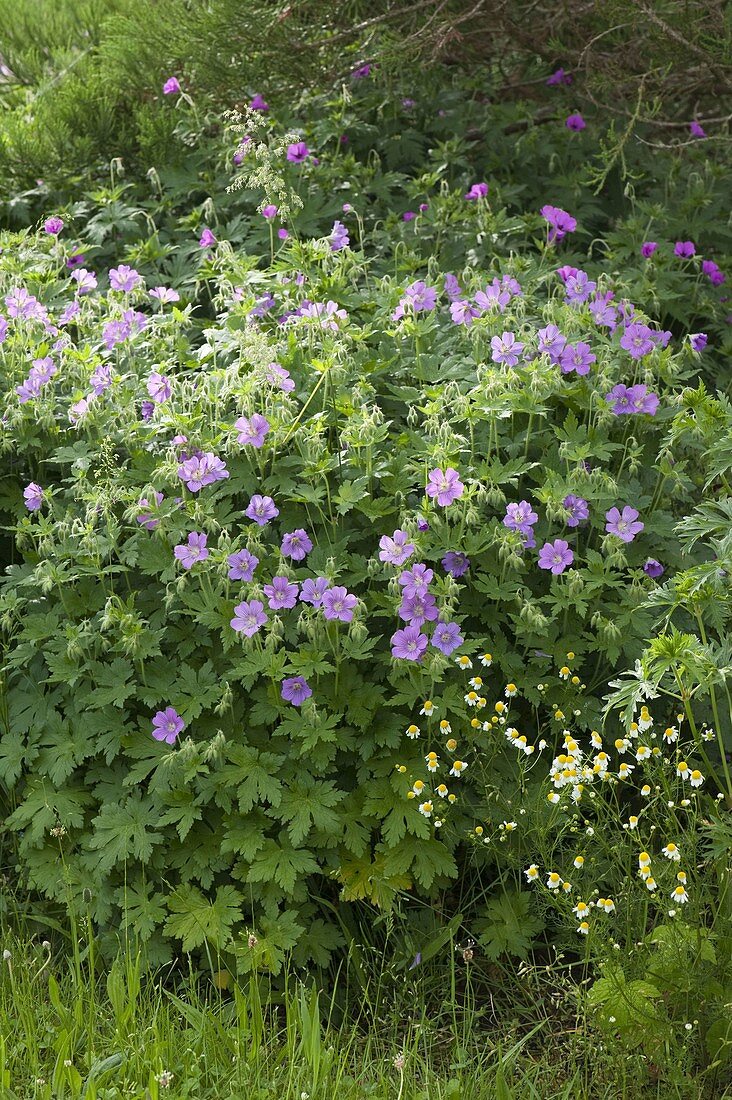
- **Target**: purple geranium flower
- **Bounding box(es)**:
[450,300,481,326]
[442,551,470,578]
[378,529,416,566]
[432,620,463,656]
[674,241,695,258]
[300,576,330,606]
[538,539,574,574]
[444,274,462,301]
[641,242,658,259]
[391,624,428,661]
[263,576,299,610]
[281,676,312,706]
[246,494,279,526]
[23,482,44,512]
[563,494,589,527]
[504,501,538,536]
[109,264,141,292]
[541,205,577,242]
[322,586,357,622]
[330,220,350,251]
[399,563,434,596]
[605,384,659,416]
[392,280,438,320]
[43,216,64,235]
[426,467,464,507]
[227,548,259,582]
[177,453,229,493]
[250,93,269,111]
[490,331,524,367]
[199,227,217,249]
[564,271,596,304]
[147,371,171,404]
[559,342,596,375]
[538,324,567,360]
[174,532,209,569]
[72,268,97,294]
[690,120,706,138]
[690,332,708,352]
[262,204,278,219]
[136,491,164,530]
[281,529,313,561]
[152,707,185,744]
[163,77,181,95]
[234,413,270,447]
[547,68,572,85]
[644,559,665,578]
[149,286,180,304]
[287,141,310,163]
[399,591,439,627]
[605,506,644,542]
[620,323,655,359]
[566,113,586,131]
[231,599,268,636]
[464,182,488,200]
[702,259,725,286]
[474,279,510,313]
[69,397,92,425]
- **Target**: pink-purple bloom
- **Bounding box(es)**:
[605,506,644,542]
[227,548,259,581]
[109,265,142,292]
[281,529,313,561]
[605,384,659,416]
[330,220,350,251]
[287,142,310,163]
[322,586,357,622]
[426,467,464,507]
[644,559,665,578]
[246,494,279,526]
[399,563,433,596]
[234,413,270,447]
[177,453,229,492]
[538,324,566,360]
[690,332,708,352]
[442,551,470,578]
[620,322,655,359]
[450,300,481,326]
[565,113,586,131]
[250,93,269,112]
[474,279,510,313]
[231,599,268,636]
[72,268,97,294]
[547,68,572,85]
[300,576,330,606]
[564,270,596,304]
[538,539,574,574]
[23,482,44,512]
[264,576,299,610]
[490,331,524,367]
[390,624,429,661]
[641,241,658,259]
[559,342,596,375]
[136,491,164,530]
[379,529,415,566]
[464,182,488,200]
[504,501,538,536]
[43,216,64,235]
[174,532,209,569]
[541,205,577,243]
[432,620,464,656]
[701,259,725,286]
[262,204,278,219]
[149,286,180,303]
[563,494,589,527]
[163,77,181,95]
[199,227,217,249]
[674,241,695,258]
[689,120,706,138]
[152,706,185,743]
[281,676,312,706]
[147,372,171,404]
[398,590,438,627]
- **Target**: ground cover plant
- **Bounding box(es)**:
[0,26,731,1100]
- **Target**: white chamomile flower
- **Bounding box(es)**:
[573,855,585,870]
[405,724,421,740]
[524,864,540,883]
[455,654,473,670]
[689,769,704,787]
[576,921,589,935]
[504,683,517,698]
[449,760,467,777]
[479,652,492,667]
[546,872,562,890]
[662,842,681,862]
[419,700,436,717]
[418,800,433,818]
[671,885,689,904]
[425,752,439,773]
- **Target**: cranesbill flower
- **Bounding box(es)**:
[72,268,97,294]
[701,259,725,286]
[234,412,270,447]
[231,599,268,636]
[547,68,572,85]
[537,324,566,360]
[426,467,464,507]
[556,265,578,283]
[399,563,434,595]
[23,482,44,511]
[674,241,695,258]
[442,551,470,577]
[474,280,510,312]
[137,492,164,530]
[246,494,279,526]
[538,539,574,574]
[563,494,589,527]
[541,205,576,243]
[351,63,372,78]
[689,332,708,352]
[262,204,278,219]
[391,624,428,661]
[264,576,299,610]
[644,559,664,578]
[69,397,92,425]
[227,548,259,581]
[278,228,289,240]
[109,265,141,292]
[152,707,185,743]
[432,620,463,656]
[559,342,596,375]
[620,322,655,358]
[605,506,644,542]
[177,453,229,492]
[90,363,112,396]
[147,372,171,404]
[379,529,415,566]
[322,586,357,622]
[690,120,706,138]
[29,358,56,389]
[566,113,586,131]
[149,286,180,303]
[281,529,313,560]
[287,141,310,163]
[490,331,524,367]
[174,532,209,568]
[43,216,64,235]
[199,228,217,249]
[605,383,659,416]
[641,241,658,258]
[444,274,462,301]
[564,271,596,304]
[393,280,438,320]
[450,300,481,326]
[464,182,488,200]
[402,211,416,221]
[504,501,538,535]
[281,676,312,706]
[399,591,438,627]
[589,293,618,328]
[163,77,181,95]
[330,220,350,251]
[300,576,329,606]
[0,316,7,343]
[140,401,155,421]
[250,93,269,111]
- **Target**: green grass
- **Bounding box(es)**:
[1,927,728,1100]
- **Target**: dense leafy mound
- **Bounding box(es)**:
[0,104,725,977]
